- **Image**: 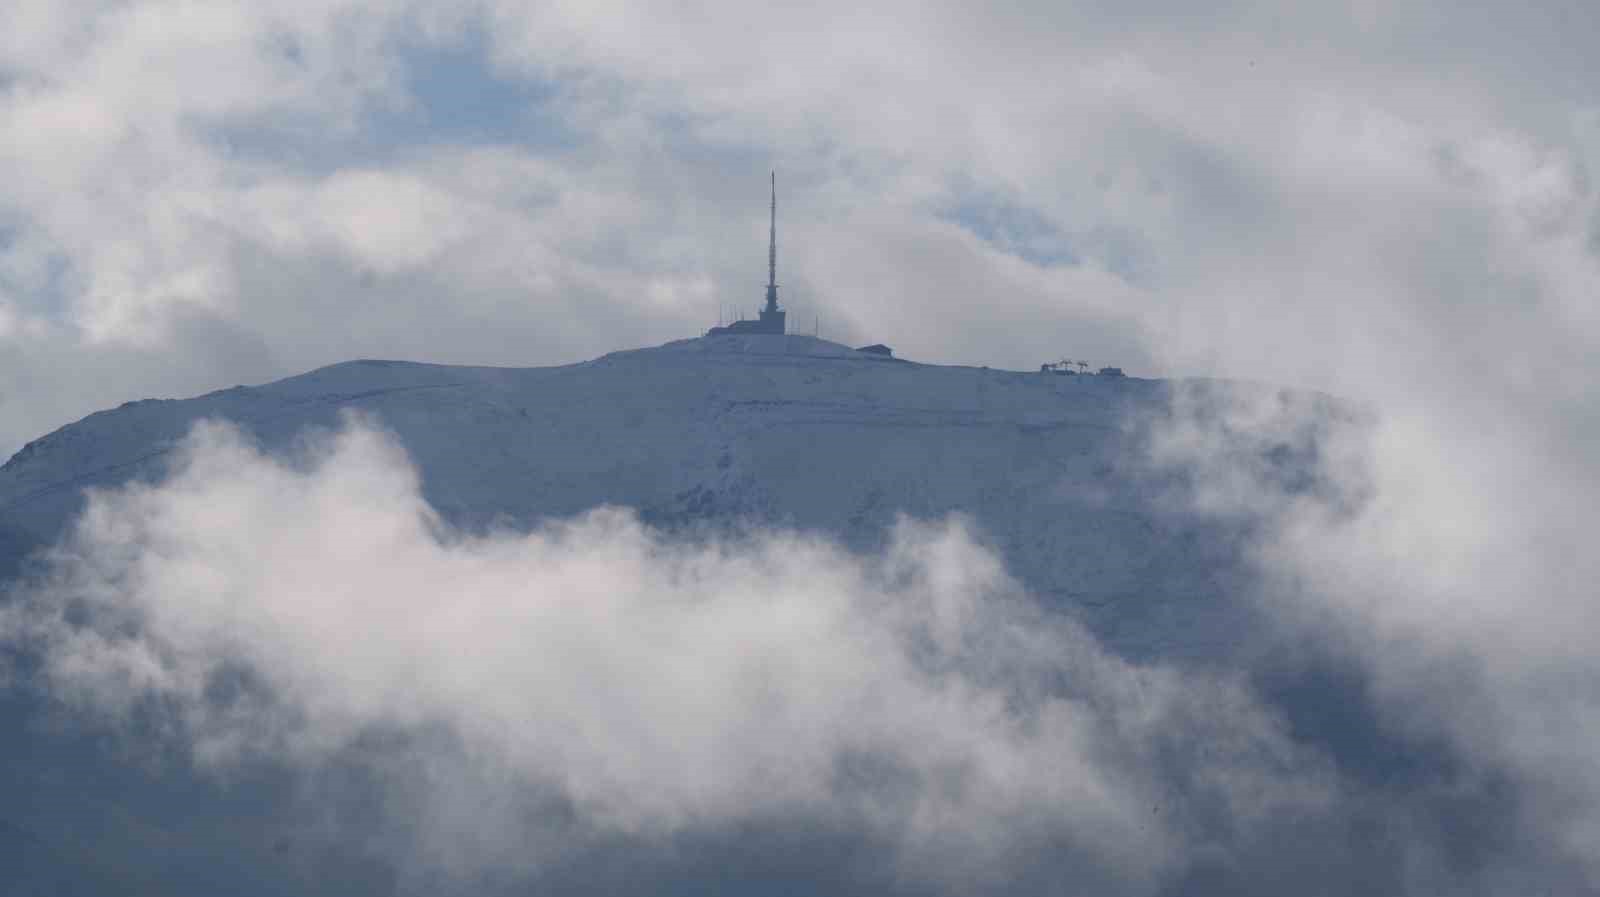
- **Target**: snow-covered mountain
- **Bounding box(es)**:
[0,334,1366,896]
[1,334,1283,659]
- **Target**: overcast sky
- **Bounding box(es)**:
[4,2,1600,893]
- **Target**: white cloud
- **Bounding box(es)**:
[1142,374,1600,890]
[3,414,1331,890]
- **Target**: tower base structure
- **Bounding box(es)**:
[707,307,785,336]
[709,173,786,337]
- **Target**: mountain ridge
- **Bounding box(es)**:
[0,333,1294,662]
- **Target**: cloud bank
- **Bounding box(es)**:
[1141,377,1600,893]
[3,415,1332,893]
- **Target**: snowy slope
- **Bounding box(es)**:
[0,333,1279,658]
[0,333,1371,896]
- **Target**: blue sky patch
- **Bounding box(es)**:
[203,32,579,173]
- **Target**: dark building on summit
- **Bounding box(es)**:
[708,172,787,336]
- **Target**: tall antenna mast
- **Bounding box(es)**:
[764,171,779,314]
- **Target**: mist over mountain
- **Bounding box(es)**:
[11,333,1570,897]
